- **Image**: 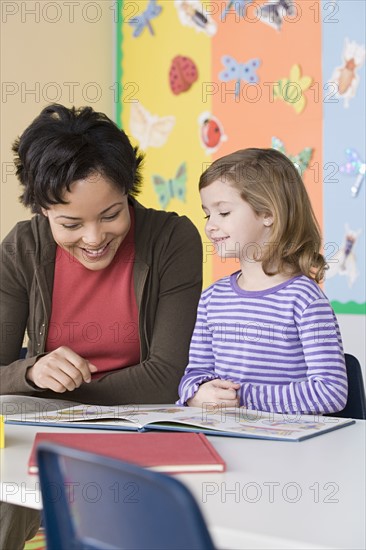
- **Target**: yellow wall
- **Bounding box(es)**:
[0,0,113,238]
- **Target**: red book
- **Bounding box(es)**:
[28,431,226,474]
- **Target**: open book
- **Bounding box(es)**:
[6,403,355,442]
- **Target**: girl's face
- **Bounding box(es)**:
[42,172,130,271]
[200,178,272,260]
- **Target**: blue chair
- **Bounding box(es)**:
[326,353,366,420]
[37,442,216,550]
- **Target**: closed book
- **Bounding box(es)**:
[28,431,226,474]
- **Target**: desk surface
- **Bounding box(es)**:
[1,420,365,550]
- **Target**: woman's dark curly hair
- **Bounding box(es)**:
[13,103,144,213]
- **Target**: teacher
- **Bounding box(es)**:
[0,103,202,548]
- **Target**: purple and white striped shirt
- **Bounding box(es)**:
[177,273,348,414]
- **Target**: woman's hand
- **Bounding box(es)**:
[187,379,240,407]
[26,346,98,392]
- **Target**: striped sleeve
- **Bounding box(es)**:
[177,290,219,405]
[239,298,348,414]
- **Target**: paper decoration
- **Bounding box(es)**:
[256,0,295,31]
[129,102,175,150]
[271,137,313,174]
[169,56,199,95]
[198,112,227,154]
[329,38,365,108]
[174,0,217,36]
[273,64,312,114]
[219,56,260,98]
[340,148,365,198]
[326,225,361,288]
[152,163,187,209]
[128,0,162,37]
[221,0,253,20]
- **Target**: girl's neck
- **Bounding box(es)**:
[237,261,298,291]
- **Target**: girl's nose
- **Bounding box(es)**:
[205,216,217,232]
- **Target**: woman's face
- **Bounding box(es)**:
[42,172,131,271]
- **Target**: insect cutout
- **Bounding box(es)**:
[152,163,187,210]
[174,0,217,36]
[273,64,312,114]
[219,56,260,98]
[257,0,295,31]
[221,0,253,20]
[129,102,175,151]
[329,38,366,108]
[271,137,313,175]
[339,148,365,198]
[326,225,361,288]
[128,0,162,37]
[198,112,227,154]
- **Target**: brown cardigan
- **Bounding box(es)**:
[0,198,202,404]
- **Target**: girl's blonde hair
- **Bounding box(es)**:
[199,148,327,283]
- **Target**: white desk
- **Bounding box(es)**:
[1,421,365,550]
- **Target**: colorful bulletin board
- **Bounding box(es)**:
[116,0,365,314]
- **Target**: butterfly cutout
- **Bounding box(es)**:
[128,0,162,37]
[271,137,313,175]
[257,0,295,31]
[152,163,187,209]
[273,64,312,114]
[129,102,175,151]
[174,0,217,36]
[219,56,260,98]
[221,0,253,20]
[339,148,365,198]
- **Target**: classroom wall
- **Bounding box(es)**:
[1,1,365,379]
[0,0,114,237]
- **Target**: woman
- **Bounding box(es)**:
[0,103,202,548]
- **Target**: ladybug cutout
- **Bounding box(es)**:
[198,112,227,154]
[169,55,198,95]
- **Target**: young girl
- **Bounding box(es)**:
[178,148,348,414]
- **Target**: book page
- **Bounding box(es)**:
[6,402,354,441]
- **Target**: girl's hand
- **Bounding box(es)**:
[187,379,240,407]
[26,346,98,392]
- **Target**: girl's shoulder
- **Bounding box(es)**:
[286,274,325,298]
[201,273,234,300]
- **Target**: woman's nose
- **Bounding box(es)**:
[81,225,104,246]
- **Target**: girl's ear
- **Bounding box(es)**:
[41,208,48,217]
[263,213,273,227]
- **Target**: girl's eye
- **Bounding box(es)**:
[220,212,230,217]
[203,215,210,220]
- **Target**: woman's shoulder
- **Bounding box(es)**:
[133,199,198,232]
[132,199,202,259]
[1,215,54,261]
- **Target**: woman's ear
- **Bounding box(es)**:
[41,208,48,217]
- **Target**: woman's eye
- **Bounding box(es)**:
[220,212,230,217]
[102,212,119,221]
[203,215,210,220]
[62,224,81,230]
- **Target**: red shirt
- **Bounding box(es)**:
[46,207,140,373]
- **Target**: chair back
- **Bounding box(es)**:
[327,353,366,420]
[37,442,215,550]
